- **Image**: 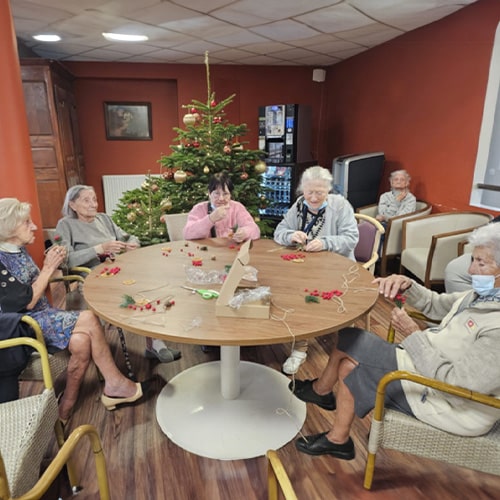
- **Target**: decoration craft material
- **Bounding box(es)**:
[280,252,306,262]
[98,266,121,277]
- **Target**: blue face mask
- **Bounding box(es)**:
[304,200,327,211]
[471,274,499,296]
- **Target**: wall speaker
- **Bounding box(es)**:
[312,68,326,82]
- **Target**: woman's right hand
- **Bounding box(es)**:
[290,231,308,245]
[209,206,228,223]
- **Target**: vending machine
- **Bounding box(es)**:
[258,104,315,220]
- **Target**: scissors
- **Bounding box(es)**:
[181,286,219,299]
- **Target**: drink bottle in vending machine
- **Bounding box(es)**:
[258,104,315,222]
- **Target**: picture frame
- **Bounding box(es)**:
[104,102,152,140]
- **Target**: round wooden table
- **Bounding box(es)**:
[84,238,378,459]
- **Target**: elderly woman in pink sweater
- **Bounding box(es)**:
[183,172,260,242]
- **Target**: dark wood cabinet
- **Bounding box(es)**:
[20,59,85,228]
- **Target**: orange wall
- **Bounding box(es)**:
[65,0,499,214]
[324,0,500,213]
[67,63,326,208]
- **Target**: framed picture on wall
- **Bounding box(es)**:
[104,102,152,140]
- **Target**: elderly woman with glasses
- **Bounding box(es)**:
[274,165,359,374]
[183,171,260,242]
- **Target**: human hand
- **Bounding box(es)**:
[391,307,420,335]
[396,190,408,202]
[210,205,228,223]
[290,231,308,245]
[125,241,140,251]
[232,228,247,243]
[372,274,413,300]
[304,238,324,252]
[101,240,127,254]
[375,214,386,222]
[44,245,67,271]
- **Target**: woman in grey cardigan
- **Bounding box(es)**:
[56,185,181,363]
[274,166,359,374]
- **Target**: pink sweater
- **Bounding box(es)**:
[183,200,260,241]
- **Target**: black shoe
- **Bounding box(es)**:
[201,345,220,353]
[288,379,336,410]
[296,432,355,460]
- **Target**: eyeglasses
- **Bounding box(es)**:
[211,191,231,199]
[304,190,328,198]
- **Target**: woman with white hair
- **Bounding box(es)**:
[274,165,359,374]
[375,169,416,223]
[291,222,500,459]
[0,198,148,421]
[56,185,181,363]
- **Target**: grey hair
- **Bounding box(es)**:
[62,185,95,218]
[468,222,500,266]
[0,198,32,242]
[390,170,411,183]
[297,166,333,194]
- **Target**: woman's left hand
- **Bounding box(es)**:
[391,307,419,335]
[304,239,324,252]
[232,228,246,243]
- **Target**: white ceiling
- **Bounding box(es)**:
[12,0,478,66]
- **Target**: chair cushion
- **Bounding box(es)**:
[355,221,377,263]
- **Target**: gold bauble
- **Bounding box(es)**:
[255,161,267,174]
[203,166,210,174]
[127,212,137,222]
[174,170,187,183]
[183,113,196,126]
[160,198,173,211]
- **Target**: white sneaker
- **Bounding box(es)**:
[282,350,307,375]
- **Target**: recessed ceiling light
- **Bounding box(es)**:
[102,33,148,42]
[33,34,61,42]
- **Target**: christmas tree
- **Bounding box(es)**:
[112,52,273,245]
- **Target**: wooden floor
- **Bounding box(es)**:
[26,282,500,499]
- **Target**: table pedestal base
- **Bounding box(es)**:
[156,360,306,460]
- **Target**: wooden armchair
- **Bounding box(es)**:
[266,450,297,500]
[400,211,492,288]
[357,201,431,276]
[364,370,500,490]
[0,332,78,496]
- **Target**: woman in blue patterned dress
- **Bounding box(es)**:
[0,198,147,422]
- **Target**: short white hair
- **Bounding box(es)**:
[297,166,333,194]
[468,222,500,266]
[0,198,31,242]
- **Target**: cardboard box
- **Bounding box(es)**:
[215,240,270,319]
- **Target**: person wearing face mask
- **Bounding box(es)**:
[375,169,416,223]
[289,222,500,460]
[183,171,260,242]
[274,165,359,374]
[444,215,500,293]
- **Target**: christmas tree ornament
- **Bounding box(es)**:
[255,160,267,174]
[213,116,222,124]
[183,113,196,126]
[240,171,249,180]
[174,170,187,183]
[127,211,137,222]
[203,166,210,174]
[160,198,173,211]
[223,145,232,154]
[150,183,159,192]
[232,142,243,150]
[211,100,217,107]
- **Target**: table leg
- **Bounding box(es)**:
[220,345,240,399]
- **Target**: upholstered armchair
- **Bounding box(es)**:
[400,211,493,288]
[356,201,432,276]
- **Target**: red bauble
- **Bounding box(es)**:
[240,172,249,180]
[211,100,217,107]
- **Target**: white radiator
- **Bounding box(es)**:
[102,174,157,215]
